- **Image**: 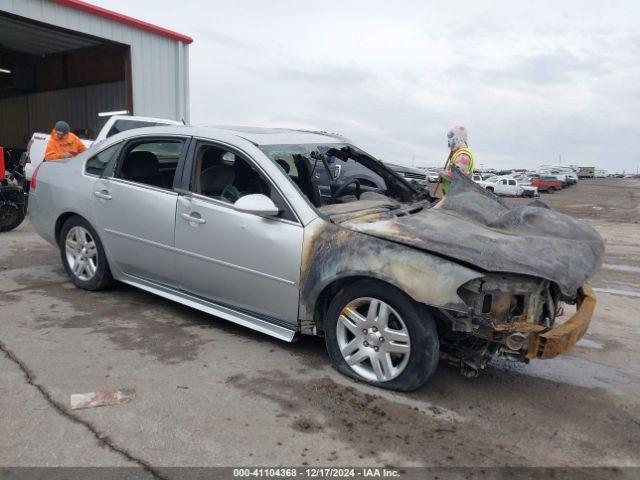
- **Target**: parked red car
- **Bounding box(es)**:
[530,175,563,193]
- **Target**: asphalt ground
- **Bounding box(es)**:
[0,179,639,474]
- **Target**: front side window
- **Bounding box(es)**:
[85,143,120,176]
[191,143,295,221]
[116,139,185,189]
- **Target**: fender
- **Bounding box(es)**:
[298,218,483,323]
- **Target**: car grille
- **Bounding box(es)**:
[403,172,427,180]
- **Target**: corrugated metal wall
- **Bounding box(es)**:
[0,81,126,147]
[0,0,190,121]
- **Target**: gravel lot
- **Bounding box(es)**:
[1,179,639,472]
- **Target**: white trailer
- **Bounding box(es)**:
[578,167,595,179]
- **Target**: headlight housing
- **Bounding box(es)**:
[457,273,559,332]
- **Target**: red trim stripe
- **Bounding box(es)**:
[52,0,193,44]
[0,147,5,182]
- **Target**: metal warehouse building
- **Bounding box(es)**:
[0,0,191,149]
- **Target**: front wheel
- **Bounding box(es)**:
[59,216,113,290]
[324,280,439,391]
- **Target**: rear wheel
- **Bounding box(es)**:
[547,187,556,194]
[324,280,439,391]
[59,216,113,290]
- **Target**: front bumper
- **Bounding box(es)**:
[526,286,596,359]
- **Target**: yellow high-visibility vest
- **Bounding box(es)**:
[442,147,475,194]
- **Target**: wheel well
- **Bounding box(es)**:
[312,276,407,334]
[54,212,80,245]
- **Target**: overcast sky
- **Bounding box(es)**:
[97,0,640,172]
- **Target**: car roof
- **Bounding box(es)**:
[111,124,350,146]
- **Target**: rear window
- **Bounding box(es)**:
[107,120,163,138]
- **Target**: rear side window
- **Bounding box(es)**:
[85,144,120,176]
[107,120,162,138]
[116,139,185,190]
[509,180,516,185]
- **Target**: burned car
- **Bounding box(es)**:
[28,126,603,391]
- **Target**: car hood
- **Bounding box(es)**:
[338,170,604,296]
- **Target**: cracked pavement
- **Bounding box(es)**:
[1,180,639,469]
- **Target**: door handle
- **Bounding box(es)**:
[93,190,112,200]
[181,212,206,224]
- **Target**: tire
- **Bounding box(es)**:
[59,216,113,290]
[547,187,556,194]
[0,200,25,232]
[486,187,494,193]
[324,279,439,391]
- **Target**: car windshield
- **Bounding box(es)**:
[259,143,422,211]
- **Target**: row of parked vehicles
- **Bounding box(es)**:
[469,167,579,197]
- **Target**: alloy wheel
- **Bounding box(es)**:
[65,226,98,281]
[336,297,411,382]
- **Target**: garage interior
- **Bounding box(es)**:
[0,12,131,149]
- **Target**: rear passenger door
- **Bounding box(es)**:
[90,136,190,287]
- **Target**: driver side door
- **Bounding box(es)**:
[174,140,303,326]
[495,179,508,195]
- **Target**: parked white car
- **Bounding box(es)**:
[23,115,181,181]
[479,176,538,197]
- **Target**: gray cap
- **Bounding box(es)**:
[54,121,70,134]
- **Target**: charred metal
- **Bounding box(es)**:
[294,157,602,377]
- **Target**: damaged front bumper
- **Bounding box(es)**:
[527,286,596,359]
[441,275,596,374]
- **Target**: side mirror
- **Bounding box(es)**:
[234,194,280,217]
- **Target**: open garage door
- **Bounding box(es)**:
[0,12,131,150]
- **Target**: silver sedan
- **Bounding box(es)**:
[28,125,603,391]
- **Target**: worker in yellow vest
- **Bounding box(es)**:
[439,125,475,195]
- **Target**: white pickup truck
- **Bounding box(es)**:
[478,176,539,197]
[23,115,181,181]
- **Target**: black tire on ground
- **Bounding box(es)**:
[547,187,556,194]
[486,187,494,193]
[59,215,113,290]
[0,199,25,232]
[324,279,439,392]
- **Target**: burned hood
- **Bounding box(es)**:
[339,170,604,296]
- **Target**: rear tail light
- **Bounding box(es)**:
[31,162,43,191]
[0,146,5,182]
